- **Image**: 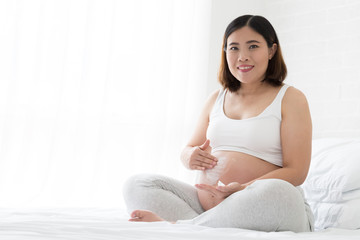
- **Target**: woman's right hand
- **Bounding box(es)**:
[187,139,218,170]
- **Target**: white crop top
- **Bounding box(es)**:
[206,84,290,167]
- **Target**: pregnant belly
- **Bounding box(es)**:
[197,151,281,210]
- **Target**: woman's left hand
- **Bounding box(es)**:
[195,182,246,200]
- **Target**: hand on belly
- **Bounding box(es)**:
[196,156,229,185]
[195,150,281,210]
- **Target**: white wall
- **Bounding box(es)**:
[0,0,213,208]
[208,0,360,138]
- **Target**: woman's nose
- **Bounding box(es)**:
[238,52,249,62]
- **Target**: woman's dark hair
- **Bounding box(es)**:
[218,15,287,92]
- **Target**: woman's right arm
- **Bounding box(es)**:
[180,89,220,170]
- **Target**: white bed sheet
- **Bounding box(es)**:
[0,208,359,240]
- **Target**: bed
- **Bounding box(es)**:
[1,138,359,239]
[0,208,359,240]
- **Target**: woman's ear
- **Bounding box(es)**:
[269,43,277,60]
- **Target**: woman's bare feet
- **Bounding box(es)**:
[129,210,166,222]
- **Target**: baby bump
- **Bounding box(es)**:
[196,150,281,210]
[205,151,281,185]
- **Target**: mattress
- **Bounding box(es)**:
[0,208,359,240]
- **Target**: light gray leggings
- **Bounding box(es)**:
[123,174,314,232]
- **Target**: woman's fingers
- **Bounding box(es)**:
[195,184,218,196]
[193,165,205,171]
[215,185,227,192]
[189,145,218,170]
[196,184,230,200]
[192,163,212,170]
[197,158,216,169]
[198,150,218,162]
[190,156,216,170]
[216,182,245,194]
[196,152,218,167]
[196,183,245,200]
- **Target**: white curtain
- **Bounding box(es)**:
[0,0,212,208]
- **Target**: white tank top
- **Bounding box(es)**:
[206,84,290,167]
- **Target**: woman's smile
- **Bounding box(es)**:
[237,65,254,72]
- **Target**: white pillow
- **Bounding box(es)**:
[302,138,360,230]
[304,138,360,197]
[308,198,360,230]
[304,188,360,203]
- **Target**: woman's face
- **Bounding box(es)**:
[226,26,276,85]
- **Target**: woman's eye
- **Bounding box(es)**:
[249,45,259,49]
[228,46,238,51]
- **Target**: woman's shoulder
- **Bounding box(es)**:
[283,85,308,104]
[282,85,310,114]
[206,88,222,104]
[202,88,223,116]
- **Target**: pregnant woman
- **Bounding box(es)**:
[123,15,314,232]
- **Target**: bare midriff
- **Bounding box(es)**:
[197,150,281,211]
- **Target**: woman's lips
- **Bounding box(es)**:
[237,65,254,72]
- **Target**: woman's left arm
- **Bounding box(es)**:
[244,86,313,187]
